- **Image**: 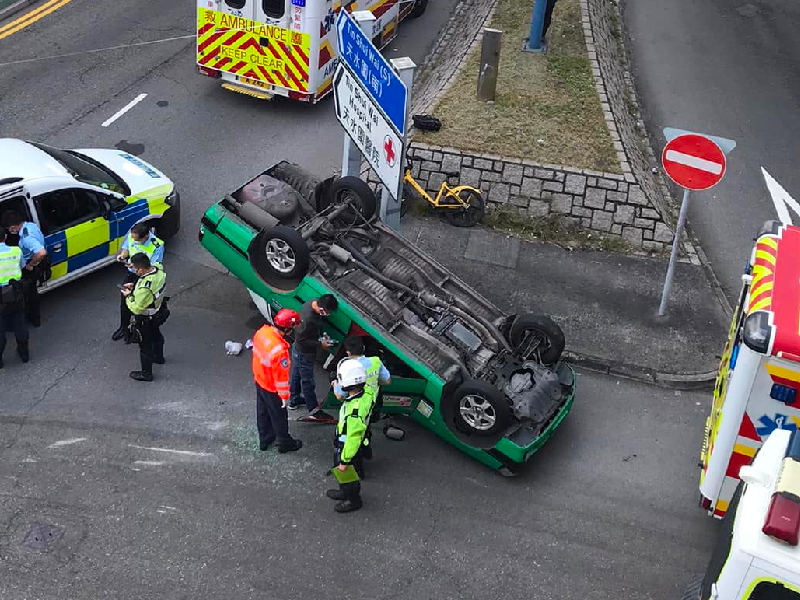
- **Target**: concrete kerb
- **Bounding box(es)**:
[563,350,717,391]
[0,0,35,20]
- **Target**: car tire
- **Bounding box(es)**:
[509,313,565,364]
[448,379,512,437]
[680,576,704,600]
[319,176,377,221]
[409,0,428,18]
[249,225,310,291]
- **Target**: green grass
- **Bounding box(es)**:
[417,0,618,172]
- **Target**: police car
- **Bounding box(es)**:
[0,139,180,292]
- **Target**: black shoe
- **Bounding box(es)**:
[277,439,303,453]
[326,489,346,501]
[17,349,29,363]
[112,327,127,341]
[129,371,154,382]
[153,356,165,365]
[259,441,274,451]
[334,500,363,513]
[299,409,336,423]
[27,315,40,328]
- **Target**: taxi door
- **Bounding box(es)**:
[33,188,113,284]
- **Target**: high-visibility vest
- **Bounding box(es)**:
[363,356,383,395]
[135,265,167,315]
[252,325,291,400]
[337,387,376,463]
[0,245,22,286]
[128,232,163,262]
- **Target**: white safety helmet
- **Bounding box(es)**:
[337,358,367,391]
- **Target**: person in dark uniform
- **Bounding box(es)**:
[2,211,48,327]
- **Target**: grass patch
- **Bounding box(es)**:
[483,207,631,252]
[418,0,618,172]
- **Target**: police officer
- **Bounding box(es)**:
[0,226,29,367]
[121,253,168,382]
[327,358,375,513]
[113,222,164,342]
[252,309,303,453]
[332,337,391,470]
[1,211,48,327]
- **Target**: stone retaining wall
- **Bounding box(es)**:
[365,143,672,250]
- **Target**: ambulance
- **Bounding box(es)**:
[196,0,427,102]
[700,220,800,518]
[685,428,800,600]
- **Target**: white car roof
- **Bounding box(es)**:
[0,138,70,182]
[737,429,800,574]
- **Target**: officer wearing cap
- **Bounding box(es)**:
[1,211,47,327]
[252,309,303,453]
[113,222,164,342]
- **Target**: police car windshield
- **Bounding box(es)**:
[30,142,129,196]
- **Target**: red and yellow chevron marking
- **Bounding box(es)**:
[749,236,778,313]
[197,8,310,92]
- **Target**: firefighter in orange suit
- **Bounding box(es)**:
[252,309,303,453]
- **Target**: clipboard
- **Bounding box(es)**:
[330,465,360,484]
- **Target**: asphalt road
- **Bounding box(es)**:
[624,0,800,299]
[0,0,718,597]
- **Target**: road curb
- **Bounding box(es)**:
[564,350,717,391]
[0,0,35,21]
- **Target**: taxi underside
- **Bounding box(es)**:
[202,163,575,465]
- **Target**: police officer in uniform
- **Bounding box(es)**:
[0,226,29,367]
[113,222,164,342]
[327,358,376,513]
[121,253,168,382]
[332,337,391,471]
[1,211,48,327]
[252,309,304,453]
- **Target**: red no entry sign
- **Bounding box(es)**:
[662,134,726,190]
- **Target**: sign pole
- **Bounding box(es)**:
[340,11,376,178]
[658,188,691,316]
[380,56,416,231]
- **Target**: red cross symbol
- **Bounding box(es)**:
[383,136,396,167]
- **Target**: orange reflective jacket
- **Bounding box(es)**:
[252,325,291,401]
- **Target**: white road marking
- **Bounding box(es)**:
[102,93,148,127]
[48,437,87,448]
[664,149,723,174]
[128,444,214,457]
[133,460,165,466]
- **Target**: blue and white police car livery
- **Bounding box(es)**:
[0,138,180,292]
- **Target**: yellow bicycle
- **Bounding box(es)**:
[401,160,485,227]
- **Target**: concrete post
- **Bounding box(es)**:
[380,56,416,231]
[477,28,502,102]
[340,11,376,178]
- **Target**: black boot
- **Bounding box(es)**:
[17,341,29,363]
[130,371,154,382]
[326,489,346,500]
[112,327,127,341]
[277,439,303,453]
[334,500,363,513]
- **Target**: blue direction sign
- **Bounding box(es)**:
[336,10,407,136]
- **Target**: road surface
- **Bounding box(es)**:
[625,0,800,299]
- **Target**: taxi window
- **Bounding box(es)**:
[35,189,101,235]
[262,0,284,18]
[749,582,800,600]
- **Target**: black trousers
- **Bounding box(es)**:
[0,304,28,358]
[256,384,293,447]
[334,439,364,505]
[119,271,139,330]
[21,268,39,322]
[136,316,164,374]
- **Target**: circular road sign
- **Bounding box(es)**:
[662,134,726,191]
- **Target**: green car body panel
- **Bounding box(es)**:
[200,176,575,473]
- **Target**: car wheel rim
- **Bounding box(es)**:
[265,239,296,274]
[459,394,496,431]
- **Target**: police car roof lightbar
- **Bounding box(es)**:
[763,430,800,545]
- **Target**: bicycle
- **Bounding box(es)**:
[401,160,485,227]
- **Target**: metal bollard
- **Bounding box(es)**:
[477,28,502,102]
